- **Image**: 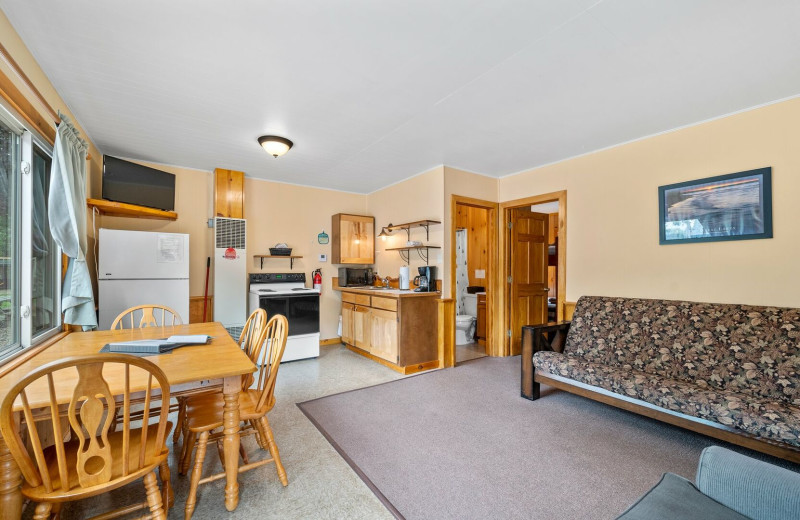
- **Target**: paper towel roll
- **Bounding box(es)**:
[399,266,410,290]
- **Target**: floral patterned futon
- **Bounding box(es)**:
[532,296,800,448]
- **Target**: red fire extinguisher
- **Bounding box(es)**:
[313,269,322,292]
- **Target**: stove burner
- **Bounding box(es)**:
[292,288,310,291]
[258,289,276,293]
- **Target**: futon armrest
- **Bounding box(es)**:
[524,321,571,354]
[520,321,571,400]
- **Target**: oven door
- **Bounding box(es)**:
[259,294,320,335]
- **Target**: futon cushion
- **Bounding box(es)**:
[564,296,800,406]
[616,473,749,520]
[534,351,800,448]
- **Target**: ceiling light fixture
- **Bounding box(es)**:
[258,135,293,158]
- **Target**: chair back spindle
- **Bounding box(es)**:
[239,309,268,389]
[254,315,289,413]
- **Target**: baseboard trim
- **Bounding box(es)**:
[320,337,342,346]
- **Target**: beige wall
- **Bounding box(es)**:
[0,11,104,296]
[442,166,498,295]
[98,162,214,297]
[245,178,366,340]
[499,97,800,308]
[366,167,445,283]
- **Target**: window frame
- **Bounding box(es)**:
[0,100,62,363]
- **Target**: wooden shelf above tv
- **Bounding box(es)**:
[86,198,178,221]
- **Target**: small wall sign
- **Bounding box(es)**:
[318,230,329,244]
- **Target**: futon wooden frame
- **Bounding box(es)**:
[520,323,800,465]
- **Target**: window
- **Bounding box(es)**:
[0,106,61,361]
[0,121,20,357]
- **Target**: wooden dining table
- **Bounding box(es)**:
[0,322,256,520]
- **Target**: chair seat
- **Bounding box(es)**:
[616,473,749,520]
[184,390,275,432]
[24,421,172,502]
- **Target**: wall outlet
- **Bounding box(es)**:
[475,269,486,279]
[319,254,327,262]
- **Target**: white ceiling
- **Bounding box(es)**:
[3,1,800,193]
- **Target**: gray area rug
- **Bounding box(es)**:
[298,356,800,520]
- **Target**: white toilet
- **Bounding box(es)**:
[455,293,478,345]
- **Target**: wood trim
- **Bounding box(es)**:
[535,371,800,464]
[499,190,567,356]
[319,338,342,346]
[0,332,69,379]
[449,195,499,356]
[437,298,455,368]
[344,344,438,375]
[0,42,59,123]
[0,44,92,160]
[0,64,56,145]
[563,301,577,321]
[86,198,178,220]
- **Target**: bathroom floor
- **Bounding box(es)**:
[456,341,487,363]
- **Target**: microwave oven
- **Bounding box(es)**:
[338,267,374,287]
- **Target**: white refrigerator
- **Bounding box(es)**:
[98,228,190,330]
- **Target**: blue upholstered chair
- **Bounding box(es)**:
[617,446,800,520]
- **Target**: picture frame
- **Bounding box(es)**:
[658,167,772,245]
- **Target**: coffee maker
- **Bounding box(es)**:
[413,266,437,292]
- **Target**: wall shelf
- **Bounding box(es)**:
[86,198,178,221]
[385,245,440,264]
[386,219,441,241]
[253,255,303,269]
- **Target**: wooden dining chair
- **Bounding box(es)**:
[0,354,172,520]
[173,308,268,447]
[110,304,183,330]
[179,314,289,520]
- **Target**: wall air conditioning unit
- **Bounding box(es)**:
[213,217,247,338]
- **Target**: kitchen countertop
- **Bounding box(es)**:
[337,286,441,298]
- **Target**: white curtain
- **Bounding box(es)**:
[455,229,469,315]
[48,114,96,330]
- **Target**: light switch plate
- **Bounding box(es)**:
[475,269,486,279]
[319,254,327,262]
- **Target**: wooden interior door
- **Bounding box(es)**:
[509,208,549,355]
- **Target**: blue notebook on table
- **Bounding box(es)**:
[100,335,211,355]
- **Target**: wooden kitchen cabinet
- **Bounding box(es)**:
[353,305,371,350]
[476,293,487,346]
[370,308,399,363]
[338,288,438,374]
[331,213,375,264]
[341,302,355,345]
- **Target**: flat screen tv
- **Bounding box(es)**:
[102,155,175,211]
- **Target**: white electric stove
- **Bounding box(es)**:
[247,272,320,362]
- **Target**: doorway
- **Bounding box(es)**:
[449,196,498,364]
[500,191,566,356]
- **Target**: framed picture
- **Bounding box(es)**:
[658,167,772,244]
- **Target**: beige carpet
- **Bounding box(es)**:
[299,356,800,520]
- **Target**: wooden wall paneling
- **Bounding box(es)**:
[498,190,566,356]
[214,168,245,218]
[564,301,577,321]
[437,298,455,368]
[189,296,213,323]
